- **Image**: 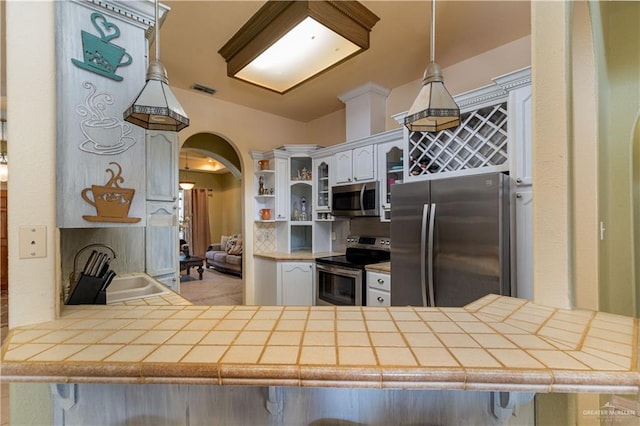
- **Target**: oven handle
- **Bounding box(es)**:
[316,262,363,279]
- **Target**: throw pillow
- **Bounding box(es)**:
[220,235,230,251]
[227,234,243,255]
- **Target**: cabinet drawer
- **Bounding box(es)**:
[367,271,390,292]
[367,287,390,307]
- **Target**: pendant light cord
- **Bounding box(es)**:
[154,0,160,62]
[430,0,436,63]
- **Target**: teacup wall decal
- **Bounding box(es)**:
[82,162,141,223]
[71,12,132,81]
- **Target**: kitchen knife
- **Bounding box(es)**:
[85,251,100,276]
[90,253,104,277]
[100,270,117,292]
[97,256,111,278]
[82,250,97,275]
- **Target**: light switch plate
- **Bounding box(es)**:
[19,225,47,259]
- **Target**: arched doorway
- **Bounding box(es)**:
[178,132,244,305]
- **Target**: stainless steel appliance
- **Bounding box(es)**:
[391,172,510,307]
[316,235,390,306]
[331,182,379,217]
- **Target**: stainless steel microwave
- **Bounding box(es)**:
[331,182,379,217]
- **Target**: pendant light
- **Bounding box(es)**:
[404,0,460,132]
[179,152,195,190]
[123,0,189,132]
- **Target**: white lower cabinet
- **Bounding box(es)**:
[279,261,315,306]
[366,271,390,306]
[254,257,315,306]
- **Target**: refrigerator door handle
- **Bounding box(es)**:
[359,184,366,215]
[427,203,437,307]
[420,203,429,306]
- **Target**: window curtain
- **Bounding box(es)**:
[190,189,211,257]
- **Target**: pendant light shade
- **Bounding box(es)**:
[123,0,189,132]
[179,152,195,190]
[405,1,459,132]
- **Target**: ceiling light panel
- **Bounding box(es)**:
[219,1,379,94]
[235,17,360,93]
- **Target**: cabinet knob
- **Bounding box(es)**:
[516,178,522,184]
[348,178,352,182]
[172,196,177,201]
[377,296,384,303]
[377,278,384,284]
[516,193,522,199]
[173,205,177,210]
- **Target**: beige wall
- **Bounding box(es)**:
[596,1,640,317]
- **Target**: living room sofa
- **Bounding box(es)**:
[205,234,242,277]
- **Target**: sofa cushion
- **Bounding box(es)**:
[205,251,217,260]
[213,252,228,263]
[226,254,242,266]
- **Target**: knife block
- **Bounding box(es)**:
[66,273,107,305]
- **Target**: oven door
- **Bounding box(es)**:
[316,263,363,306]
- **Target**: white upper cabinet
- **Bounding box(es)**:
[334,145,376,185]
[508,84,533,186]
[377,140,404,221]
[334,150,353,185]
[146,131,178,202]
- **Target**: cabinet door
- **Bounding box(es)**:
[377,141,403,212]
[146,131,178,202]
[314,157,331,213]
[509,85,533,186]
[513,190,533,300]
[279,261,314,306]
[353,145,376,182]
[146,202,179,291]
[334,150,353,185]
[274,157,290,221]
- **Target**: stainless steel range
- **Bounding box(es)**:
[315,236,390,306]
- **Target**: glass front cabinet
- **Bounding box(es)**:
[313,156,332,221]
[377,141,403,222]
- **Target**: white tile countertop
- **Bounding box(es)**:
[1,295,638,394]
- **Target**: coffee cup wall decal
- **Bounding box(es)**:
[71,12,132,81]
[82,162,141,223]
[76,81,136,155]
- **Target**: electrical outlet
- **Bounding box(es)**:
[331,232,337,241]
[19,225,47,258]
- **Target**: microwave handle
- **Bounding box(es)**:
[360,184,366,215]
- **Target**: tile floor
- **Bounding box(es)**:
[180,268,242,305]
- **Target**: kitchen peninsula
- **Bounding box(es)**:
[2,292,638,424]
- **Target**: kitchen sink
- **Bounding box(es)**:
[106,273,169,303]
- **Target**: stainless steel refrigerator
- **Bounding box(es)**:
[390,172,511,307]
